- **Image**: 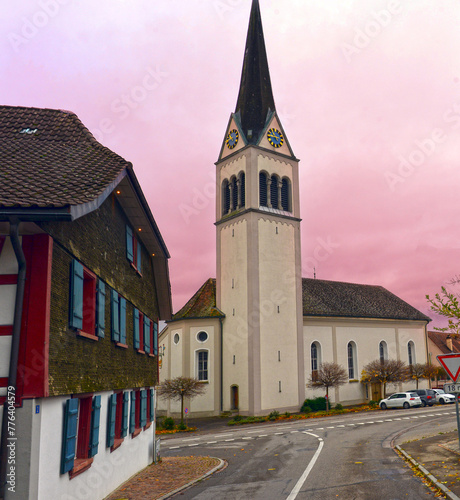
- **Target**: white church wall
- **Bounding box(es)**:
[189,325,215,413]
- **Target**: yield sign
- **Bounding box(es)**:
[437,353,460,382]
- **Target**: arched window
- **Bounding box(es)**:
[281,177,291,212]
[379,341,388,363]
[196,350,209,381]
[231,176,238,212]
[259,172,268,207]
[348,341,357,379]
[408,341,415,365]
[270,174,279,209]
[311,341,321,382]
[239,172,245,208]
[222,179,230,216]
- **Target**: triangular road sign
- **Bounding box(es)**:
[437,353,460,382]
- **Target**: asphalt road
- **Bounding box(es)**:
[162,405,459,499]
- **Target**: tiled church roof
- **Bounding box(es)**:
[302,278,430,322]
[0,105,129,208]
[171,278,225,321]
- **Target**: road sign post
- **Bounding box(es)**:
[437,353,460,451]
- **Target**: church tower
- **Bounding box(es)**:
[216,0,305,415]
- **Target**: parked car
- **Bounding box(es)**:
[379,392,422,410]
[432,389,456,404]
[409,389,436,407]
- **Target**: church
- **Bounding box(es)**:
[158,0,430,418]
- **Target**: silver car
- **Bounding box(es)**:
[379,392,422,410]
[432,389,456,404]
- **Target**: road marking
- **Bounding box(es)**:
[411,416,419,419]
[225,439,235,442]
[375,421,384,423]
[188,444,199,447]
[357,423,365,425]
[287,432,324,500]
[402,417,410,420]
[242,437,253,440]
[258,434,268,437]
[274,432,284,435]
[393,418,402,421]
[181,437,200,442]
[337,425,345,427]
[290,430,299,433]
[384,419,392,421]
[214,433,233,438]
[206,441,217,444]
[327,426,334,429]
[316,427,324,430]
[348,424,355,426]
[247,430,261,434]
[169,446,180,449]
[366,421,374,424]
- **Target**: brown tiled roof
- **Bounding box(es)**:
[0,106,129,208]
[428,331,460,354]
[171,278,224,321]
[302,278,431,322]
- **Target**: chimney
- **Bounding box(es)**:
[446,335,453,351]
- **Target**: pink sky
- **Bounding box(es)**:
[2,1,460,326]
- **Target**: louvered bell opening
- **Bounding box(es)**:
[222,180,230,216]
[270,175,279,209]
[232,177,238,211]
[240,172,245,208]
[281,178,290,212]
[259,172,267,207]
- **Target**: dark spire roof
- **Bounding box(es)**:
[235,0,275,143]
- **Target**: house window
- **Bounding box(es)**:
[348,342,357,379]
[126,225,142,273]
[311,342,321,381]
[174,333,180,345]
[129,389,144,437]
[197,331,208,343]
[408,341,415,365]
[379,341,388,363]
[197,350,209,381]
[145,387,154,428]
[70,260,100,338]
[61,395,101,476]
[111,290,127,345]
[133,309,144,353]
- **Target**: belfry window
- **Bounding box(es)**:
[270,174,279,209]
[259,172,268,207]
[239,172,245,208]
[222,179,230,216]
[222,171,245,216]
[231,177,238,211]
[281,177,291,212]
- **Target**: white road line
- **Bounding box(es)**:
[214,433,233,437]
[247,430,261,434]
[290,430,299,433]
[384,419,392,421]
[316,427,324,430]
[181,437,200,442]
[206,441,217,444]
[357,423,365,425]
[411,416,419,419]
[188,444,199,447]
[402,417,410,420]
[366,422,374,424]
[169,446,180,449]
[337,425,345,427]
[348,424,355,426]
[225,439,235,442]
[259,434,268,437]
[274,432,284,435]
[287,432,324,500]
[327,426,334,429]
[242,437,253,440]
[375,421,384,423]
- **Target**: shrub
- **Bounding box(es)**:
[268,410,279,421]
[177,421,187,431]
[301,405,312,414]
[284,412,291,418]
[334,403,343,411]
[163,417,175,430]
[369,400,378,408]
[301,397,327,412]
[233,414,243,422]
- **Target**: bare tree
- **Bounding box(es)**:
[307,362,348,411]
[409,363,433,389]
[157,376,206,423]
[361,359,409,399]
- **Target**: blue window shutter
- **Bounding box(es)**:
[121,392,129,438]
[111,290,120,342]
[107,394,117,448]
[96,281,106,338]
[137,238,142,272]
[60,398,78,474]
[120,297,127,344]
[133,309,140,349]
[153,321,158,355]
[126,225,134,263]
[140,390,147,427]
[129,391,136,433]
[149,389,154,422]
[144,317,150,354]
[89,395,101,457]
[70,260,84,330]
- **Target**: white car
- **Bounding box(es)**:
[379,392,422,410]
[432,389,456,404]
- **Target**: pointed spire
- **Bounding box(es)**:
[235,0,275,144]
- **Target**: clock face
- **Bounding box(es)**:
[226,129,239,149]
[267,128,284,148]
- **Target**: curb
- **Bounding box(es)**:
[395,445,460,500]
[156,458,227,500]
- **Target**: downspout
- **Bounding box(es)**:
[219,317,223,413]
[0,219,27,499]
